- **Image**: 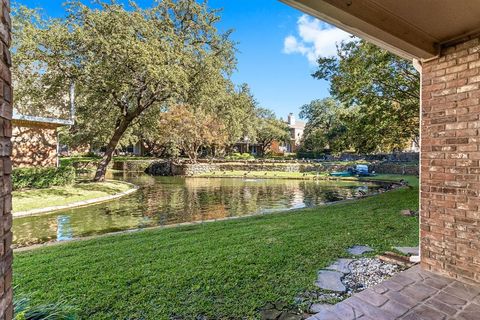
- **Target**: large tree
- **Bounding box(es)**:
[313,39,420,152]
[13,0,235,181]
[143,105,228,162]
[219,84,258,152]
[299,98,349,153]
[254,108,290,156]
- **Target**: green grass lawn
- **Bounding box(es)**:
[13,175,419,319]
[13,180,134,213]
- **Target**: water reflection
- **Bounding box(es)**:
[13,174,384,247]
[57,215,73,241]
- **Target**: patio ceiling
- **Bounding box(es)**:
[280,0,480,60]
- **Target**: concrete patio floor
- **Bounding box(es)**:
[308,265,480,320]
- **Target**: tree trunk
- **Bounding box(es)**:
[258,144,266,157]
[94,118,131,182]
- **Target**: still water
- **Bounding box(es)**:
[13,173,384,247]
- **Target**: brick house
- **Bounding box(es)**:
[270,113,306,154]
[1,1,480,318]
[12,114,73,168]
[282,0,480,290]
[284,113,305,152]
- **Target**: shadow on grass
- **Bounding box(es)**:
[73,181,127,194]
[13,181,127,200]
[13,188,80,199]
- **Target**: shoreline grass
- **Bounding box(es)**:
[13,180,135,213]
[14,175,419,319]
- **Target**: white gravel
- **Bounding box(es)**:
[342,258,400,294]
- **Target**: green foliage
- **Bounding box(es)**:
[143,105,228,162]
[14,293,78,320]
[225,153,255,161]
[12,167,76,191]
[13,0,237,180]
[254,108,290,155]
[313,40,420,153]
[299,98,349,154]
[14,175,418,319]
[220,84,259,148]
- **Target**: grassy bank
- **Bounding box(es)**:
[196,170,327,179]
[196,171,418,184]
[13,175,419,319]
[13,180,134,213]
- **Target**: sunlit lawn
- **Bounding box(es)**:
[13,180,134,213]
[14,175,419,319]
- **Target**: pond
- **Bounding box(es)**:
[13,173,386,247]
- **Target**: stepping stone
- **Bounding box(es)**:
[347,245,373,255]
[278,312,302,320]
[260,309,282,320]
[325,258,353,274]
[315,270,346,292]
[310,303,332,314]
[394,246,419,256]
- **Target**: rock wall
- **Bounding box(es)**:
[370,164,419,175]
[112,160,156,172]
[147,161,419,177]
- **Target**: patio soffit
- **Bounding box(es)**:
[280,0,480,60]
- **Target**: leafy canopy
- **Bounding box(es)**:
[13,0,236,179]
[313,39,420,152]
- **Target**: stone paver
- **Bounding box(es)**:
[307,265,480,320]
[315,270,346,292]
[310,303,332,314]
[347,245,374,255]
[325,258,353,274]
[394,247,419,256]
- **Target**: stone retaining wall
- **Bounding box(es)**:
[112,160,156,172]
[370,164,419,175]
[146,161,419,176]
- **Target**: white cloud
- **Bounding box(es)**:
[283,15,352,64]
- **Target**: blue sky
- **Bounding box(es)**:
[16,0,351,120]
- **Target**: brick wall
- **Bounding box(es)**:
[12,121,58,168]
[421,37,480,283]
[0,0,13,318]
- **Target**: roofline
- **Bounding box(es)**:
[279,0,440,60]
[13,113,74,126]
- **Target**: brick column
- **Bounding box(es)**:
[0,0,12,318]
[421,37,480,283]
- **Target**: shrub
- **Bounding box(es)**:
[225,152,255,161]
[12,166,76,190]
[14,294,78,320]
[296,151,326,159]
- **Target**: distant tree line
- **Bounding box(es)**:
[12,0,289,181]
[300,39,420,155]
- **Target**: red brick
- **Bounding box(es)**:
[0,3,12,318]
[421,37,480,284]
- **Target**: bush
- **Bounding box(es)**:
[225,152,255,161]
[296,151,326,159]
[12,166,76,191]
[14,294,78,320]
